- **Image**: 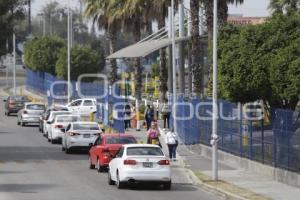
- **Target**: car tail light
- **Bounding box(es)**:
[69,132,80,136]
[124,159,137,165]
[55,125,64,129]
[158,160,170,165]
[23,110,28,114]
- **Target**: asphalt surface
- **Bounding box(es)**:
[0,80,220,200]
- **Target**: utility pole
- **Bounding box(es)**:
[211,0,219,181]
[28,0,31,34]
[13,33,16,96]
[67,0,71,103]
[171,0,177,133]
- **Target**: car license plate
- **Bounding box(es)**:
[83,134,90,138]
[143,162,153,168]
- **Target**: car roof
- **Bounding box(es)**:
[25,102,45,106]
[72,121,98,125]
[101,134,135,138]
[123,144,160,148]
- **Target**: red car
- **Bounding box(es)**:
[89,134,137,172]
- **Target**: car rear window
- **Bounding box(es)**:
[26,104,45,110]
[56,116,80,122]
[126,147,163,156]
[73,124,99,130]
[106,137,136,145]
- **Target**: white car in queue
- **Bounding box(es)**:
[17,103,46,126]
[108,144,172,190]
[62,122,102,154]
[43,111,72,140]
[66,98,97,116]
[48,115,81,144]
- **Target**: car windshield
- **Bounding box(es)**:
[105,137,136,145]
[56,116,80,122]
[127,147,163,156]
[12,96,29,101]
[26,104,45,110]
[73,124,99,131]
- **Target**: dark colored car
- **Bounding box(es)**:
[3,96,30,116]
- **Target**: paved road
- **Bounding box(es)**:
[0,85,220,200]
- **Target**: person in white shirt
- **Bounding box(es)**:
[165,128,178,161]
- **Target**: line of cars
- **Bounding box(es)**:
[3,96,172,190]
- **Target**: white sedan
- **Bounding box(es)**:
[48,115,81,144]
[108,144,172,190]
[63,122,102,154]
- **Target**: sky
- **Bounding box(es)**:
[32,0,271,17]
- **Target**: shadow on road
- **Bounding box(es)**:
[0,183,55,193]
[127,182,198,192]
[0,146,88,162]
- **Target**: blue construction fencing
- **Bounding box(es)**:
[172,97,300,173]
[26,69,125,133]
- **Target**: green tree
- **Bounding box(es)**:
[218,13,300,111]
[55,45,105,81]
[0,0,26,56]
[269,0,299,14]
[24,36,65,75]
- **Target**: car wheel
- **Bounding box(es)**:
[108,169,115,185]
[96,159,105,173]
[17,120,20,125]
[116,171,125,189]
[65,146,71,154]
[163,181,171,190]
[89,156,95,169]
[21,121,25,127]
[7,112,10,116]
[62,145,65,151]
[51,139,55,144]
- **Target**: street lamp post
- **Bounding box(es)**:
[67,0,71,103]
[171,0,177,133]
[211,0,219,181]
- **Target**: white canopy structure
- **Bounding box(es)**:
[107,37,189,59]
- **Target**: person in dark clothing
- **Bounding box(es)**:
[144,105,154,130]
[124,104,131,130]
[161,100,171,129]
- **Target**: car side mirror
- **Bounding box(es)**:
[3,99,6,102]
[47,121,52,124]
[61,129,66,133]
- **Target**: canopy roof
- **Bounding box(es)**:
[107,37,190,59]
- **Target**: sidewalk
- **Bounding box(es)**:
[176,137,300,200]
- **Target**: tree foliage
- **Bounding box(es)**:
[218,13,300,110]
[55,45,105,82]
[24,36,65,75]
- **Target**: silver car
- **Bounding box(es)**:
[17,103,46,126]
[62,122,102,154]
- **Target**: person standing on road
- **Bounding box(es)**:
[147,122,161,147]
[165,128,178,161]
[144,105,154,130]
[160,99,171,130]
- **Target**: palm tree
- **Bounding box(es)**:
[269,0,299,14]
[83,0,120,84]
[201,0,244,40]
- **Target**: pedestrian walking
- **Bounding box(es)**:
[147,122,161,147]
[165,128,178,161]
[160,100,171,129]
[124,104,131,130]
[144,105,154,130]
